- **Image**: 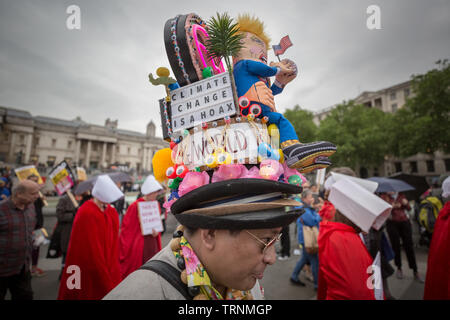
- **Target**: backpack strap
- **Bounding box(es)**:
[139,260,192,300]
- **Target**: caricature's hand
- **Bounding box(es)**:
[275,59,298,86]
[244,81,276,112]
[270,61,292,74]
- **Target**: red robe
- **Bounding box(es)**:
[318,200,336,222]
[317,221,376,300]
[119,198,162,279]
[57,200,121,300]
[424,201,450,300]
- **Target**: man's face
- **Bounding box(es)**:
[206,227,281,291]
[16,182,40,205]
[234,32,268,64]
[28,176,39,184]
[302,193,314,206]
[143,190,160,201]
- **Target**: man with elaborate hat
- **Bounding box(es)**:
[119,175,164,279]
[104,178,303,300]
[58,175,123,300]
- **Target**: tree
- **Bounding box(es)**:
[317,101,393,168]
[283,105,318,143]
[390,59,450,157]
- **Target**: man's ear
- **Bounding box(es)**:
[199,229,217,251]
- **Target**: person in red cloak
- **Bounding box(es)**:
[424,177,450,300]
[119,175,163,279]
[317,176,391,300]
[319,167,356,222]
[318,219,376,300]
[57,175,123,300]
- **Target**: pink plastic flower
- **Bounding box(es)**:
[163,198,177,212]
[259,160,284,180]
[178,171,210,197]
[211,164,247,183]
[241,166,260,179]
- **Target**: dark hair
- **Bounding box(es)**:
[334,210,361,233]
[325,167,357,180]
[27,174,39,180]
[184,226,241,237]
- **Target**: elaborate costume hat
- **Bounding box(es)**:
[171,178,303,229]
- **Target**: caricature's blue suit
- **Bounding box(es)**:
[233,59,298,143]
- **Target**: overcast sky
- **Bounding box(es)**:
[0,0,449,137]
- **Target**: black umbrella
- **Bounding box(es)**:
[74,171,132,195]
[389,173,430,201]
[367,177,415,193]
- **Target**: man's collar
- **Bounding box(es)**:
[174,236,251,300]
[8,198,27,211]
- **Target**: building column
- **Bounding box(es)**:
[101,142,107,168]
[85,140,92,168]
[24,133,33,164]
[75,140,81,165]
[8,132,17,163]
[111,143,116,164]
[148,148,154,172]
[141,145,146,172]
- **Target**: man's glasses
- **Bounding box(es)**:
[245,230,282,255]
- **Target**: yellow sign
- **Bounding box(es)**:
[51,169,69,185]
[76,167,87,181]
[14,165,44,185]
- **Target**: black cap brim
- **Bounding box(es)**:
[171,178,302,214]
[175,207,304,230]
[171,178,303,230]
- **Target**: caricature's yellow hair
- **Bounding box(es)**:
[236,14,271,48]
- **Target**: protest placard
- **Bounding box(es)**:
[15,165,44,184]
[76,167,87,181]
[137,201,163,235]
[14,165,48,206]
[315,168,326,190]
[49,161,78,207]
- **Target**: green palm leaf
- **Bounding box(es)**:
[205,12,244,71]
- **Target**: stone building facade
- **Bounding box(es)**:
[312,80,450,180]
[0,106,168,175]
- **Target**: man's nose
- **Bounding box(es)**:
[263,245,277,265]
